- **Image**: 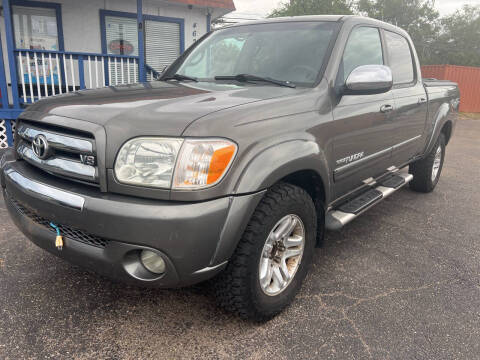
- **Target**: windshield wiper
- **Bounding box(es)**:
[163,73,198,82]
[214,74,296,88]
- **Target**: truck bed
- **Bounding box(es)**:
[423,79,458,88]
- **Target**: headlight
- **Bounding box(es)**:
[114,137,183,188]
[173,139,237,189]
[114,137,237,190]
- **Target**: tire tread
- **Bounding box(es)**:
[214,183,316,320]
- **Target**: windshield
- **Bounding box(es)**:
[170,22,338,87]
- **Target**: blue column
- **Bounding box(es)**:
[0,31,13,145]
[0,32,10,110]
[207,13,212,33]
[2,0,20,109]
[5,119,14,146]
[137,0,146,82]
[78,56,85,89]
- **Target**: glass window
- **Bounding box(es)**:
[174,22,338,87]
[105,16,139,56]
[385,31,415,84]
[179,37,246,79]
[342,27,384,80]
[13,6,59,50]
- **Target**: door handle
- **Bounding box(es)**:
[418,97,427,104]
[380,104,393,113]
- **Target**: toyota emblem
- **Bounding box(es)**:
[32,134,50,160]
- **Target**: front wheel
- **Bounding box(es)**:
[214,183,317,321]
[409,133,446,193]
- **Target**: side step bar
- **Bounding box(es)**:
[326,173,413,231]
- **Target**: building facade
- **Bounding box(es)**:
[0,0,235,148]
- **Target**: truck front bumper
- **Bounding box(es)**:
[1,149,264,287]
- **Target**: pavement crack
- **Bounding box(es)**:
[341,308,373,358]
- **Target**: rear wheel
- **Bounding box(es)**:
[214,183,317,321]
[409,133,446,193]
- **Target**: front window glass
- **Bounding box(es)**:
[342,27,384,80]
[174,22,338,87]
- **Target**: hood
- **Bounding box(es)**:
[21,81,299,137]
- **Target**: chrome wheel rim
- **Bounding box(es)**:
[431,145,442,182]
[258,214,305,296]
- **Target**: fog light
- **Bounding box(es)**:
[140,250,166,274]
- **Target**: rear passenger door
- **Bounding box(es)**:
[384,30,428,165]
[332,26,395,198]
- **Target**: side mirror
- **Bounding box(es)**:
[345,65,393,95]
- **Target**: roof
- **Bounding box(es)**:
[167,0,236,10]
[223,15,407,35]
[224,15,346,27]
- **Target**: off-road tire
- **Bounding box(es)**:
[214,183,318,321]
[409,133,446,193]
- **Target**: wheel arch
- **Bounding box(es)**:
[441,120,453,145]
[280,170,327,247]
[233,139,330,248]
[233,139,331,203]
[423,103,452,155]
[211,140,332,265]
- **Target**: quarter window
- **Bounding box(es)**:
[384,31,415,84]
[342,27,384,80]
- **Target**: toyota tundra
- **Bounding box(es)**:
[0,16,460,320]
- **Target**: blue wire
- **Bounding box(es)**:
[49,222,61,236]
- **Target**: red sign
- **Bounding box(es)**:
[108,39,135,55]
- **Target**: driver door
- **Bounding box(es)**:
[332,26,396,198]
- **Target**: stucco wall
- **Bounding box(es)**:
[30,0,210,52]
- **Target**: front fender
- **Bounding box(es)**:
[209,140,331,266]
[233,139,331,201]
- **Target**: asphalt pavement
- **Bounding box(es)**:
[1,117,479,359]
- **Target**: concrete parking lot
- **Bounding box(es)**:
[1,117,479,359]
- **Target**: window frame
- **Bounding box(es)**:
[381,28,418,89]
[99,9,185,57]
[11,0,64,52]
[336,24,387,92]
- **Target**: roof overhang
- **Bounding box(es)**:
[166,0,235,10]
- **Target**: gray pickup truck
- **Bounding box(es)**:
[1,15,459,320]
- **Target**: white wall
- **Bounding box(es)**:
[38,0,211,53]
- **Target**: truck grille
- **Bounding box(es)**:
[9,195,109,248]
[15,120,98,185]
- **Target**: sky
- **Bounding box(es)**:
[229,0,480,19]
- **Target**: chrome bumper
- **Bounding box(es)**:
[4,168,85,210]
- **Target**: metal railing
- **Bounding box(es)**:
[14,49,140,103]
[146,63,162,81]
[0,49,164,148]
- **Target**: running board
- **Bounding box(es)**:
[326,173,413,231]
